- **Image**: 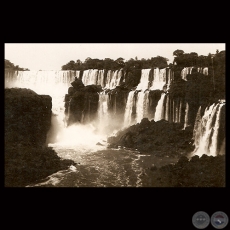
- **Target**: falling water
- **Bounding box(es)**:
[5,70,75,114]
[81,69,98,85]
[181,67,194,81]
[166,68,173,90]
[104,69,123,89]
[164,94,170,121]
[105,70,113,89]
[154,93,166,121]
[150,68,167,90]
[203,67,209,76]
[136,91,149,123]
[208,103,225,155]
[5,67,225,187]
[75,71,81,79]
[97,70,105,87]
[192,103,225,157]
[123,91,135,127]
[136,69,151,91]
[97,92,109,134]
[183,102,189,129]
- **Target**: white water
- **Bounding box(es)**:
[123,91,135,127]
[104,69,123,89]
[150,68,167,90]
[183,102,189,129]
[136,91,149,123]
[154,93,166,121]
[181,67,193,81]
[81,69,98,85]
[191,103,225,157]
[136,69,151,91]
[5,70,76,118]
[166,67,173,90]
[105,70,113,88]
[97,70,105,87]
[5,68,224,187]
[97,92,109,134]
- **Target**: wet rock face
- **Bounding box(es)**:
[123,69,142,89]
[5,88,52,147]
[148,90,162,118]
[108,118,194,156]
[5,88,75,187]
[64,78,102,126]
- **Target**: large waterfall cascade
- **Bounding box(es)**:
[5,66,225,157]
[191,102,225,157]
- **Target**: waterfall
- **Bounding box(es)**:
[164,94,170,121]
[166,68,173,90]
[150,68,166,90]
[4,70,18,88]
[181,67,194,81]
[154,93,166,121]
[97,70,105,87]
[183,102,189,129]
[136,69,151,91]
[115,69,123,87]
[178,99,183,123]
[5,70,76,134]
[123,91,135,127]
[192,103,225,157]
[97,92,109,134]
[104,69,122,89]
[75,70,81,79]
[5,70,75,107]
[5,68,223,157]
[82,69,99,86]
[136,91,149,123]
[181,67,209,81]
[105,70,113,89]
[203,67,209,75]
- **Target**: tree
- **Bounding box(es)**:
[115,57,125,67]
[103,58,114,70]
[5,59,15,69]
[151,56,168,68]
[62,60,76,70]
[173,49,185,57]
[4,59,27,70]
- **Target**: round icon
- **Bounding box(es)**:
[192,211,210,229]
[211,211,229,229]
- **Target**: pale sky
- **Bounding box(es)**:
[4,43,225,71]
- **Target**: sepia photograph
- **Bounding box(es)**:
[4,43,226,187]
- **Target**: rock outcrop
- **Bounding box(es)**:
[5,88,52,147]
[64,78,102,125]
[5,88,75,187]
[108,118,194,156]
[146,154,225,187]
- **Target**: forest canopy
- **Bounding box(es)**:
[62,56,169,71]
[4,59,29,71]
[61,49,225,71]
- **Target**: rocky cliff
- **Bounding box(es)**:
[5,88,75,187]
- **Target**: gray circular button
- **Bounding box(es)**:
[211,211,229,229]
[192,211,210,229]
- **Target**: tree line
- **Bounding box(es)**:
[61,49,225,71]
[61,56,169,71]
[4,59,29,71]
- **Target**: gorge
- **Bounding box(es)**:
[4,54,225,187]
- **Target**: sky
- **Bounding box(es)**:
[5,43,225,71]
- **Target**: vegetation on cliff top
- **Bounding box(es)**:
[61,49,225,71]
[4,59,29,71]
